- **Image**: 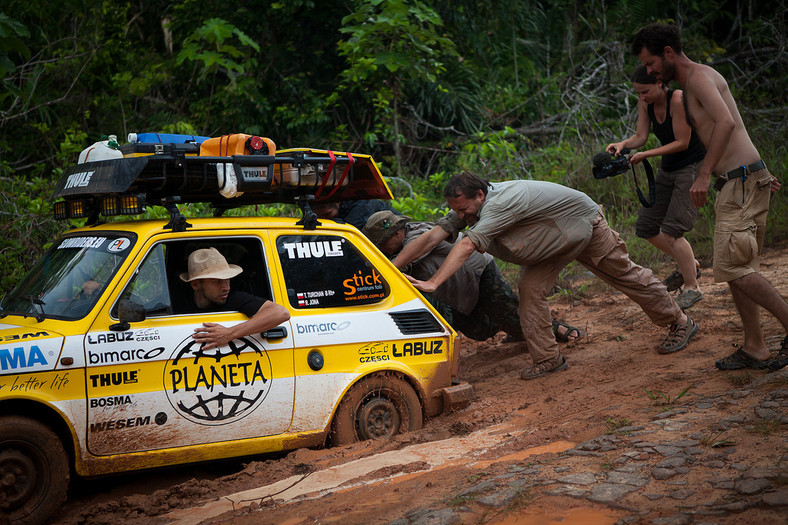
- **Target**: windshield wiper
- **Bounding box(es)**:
[29,295,46,322]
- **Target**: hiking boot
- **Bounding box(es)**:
[520,354,568,380]
[715,345,770,370]
[767,337,788,371]
[658,315,699,354]
[663,269,684,292]
[663,267,701,292]
[675,289,703,310]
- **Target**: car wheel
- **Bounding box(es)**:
[0,416,69,525]
[331,374,422,445]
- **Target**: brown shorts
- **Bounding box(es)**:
[636,161,700,239]
[713,167,772,282]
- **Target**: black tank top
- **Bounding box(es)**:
[648,89,706,171]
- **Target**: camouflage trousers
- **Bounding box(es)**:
[431,261,523,342]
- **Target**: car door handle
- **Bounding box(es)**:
[261,326,288,339]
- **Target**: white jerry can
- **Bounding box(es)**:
[78,135,124,163]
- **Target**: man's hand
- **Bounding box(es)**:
[690,172,712,208]
[606,142,625,156]
[193,322,234,350]
[770,176,781,193]
[81,280,102,297]
[405,274,437,294]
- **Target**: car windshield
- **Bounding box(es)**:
[1,234,135,321]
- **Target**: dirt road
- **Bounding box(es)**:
[54,246,788,525]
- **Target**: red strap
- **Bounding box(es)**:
[327,152,354,197]
[315,150,337,199]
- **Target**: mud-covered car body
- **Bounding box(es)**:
[0,135,471,524]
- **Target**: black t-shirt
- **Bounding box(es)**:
[183,289,267,318]
[648,89,706,171]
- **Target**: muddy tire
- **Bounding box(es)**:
[0,416,69,525]
[331,374,422,446]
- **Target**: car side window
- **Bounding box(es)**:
[277,234,389,309]
[167,237,272,315]
[117,243,172,317]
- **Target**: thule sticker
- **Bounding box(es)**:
[282,240,343,259]
[64,170,93,189]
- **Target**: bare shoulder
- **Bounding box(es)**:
[685,63,729,101]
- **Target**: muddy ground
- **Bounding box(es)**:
[54,245,788,525]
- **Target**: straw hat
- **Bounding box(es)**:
[180,248,242,282]
[362,210,411,247]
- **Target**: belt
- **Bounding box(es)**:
[712,159,766,191]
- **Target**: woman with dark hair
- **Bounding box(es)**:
[607,65,706,310]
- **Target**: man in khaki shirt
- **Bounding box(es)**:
[400,172,697,379]
[632,23,787,371]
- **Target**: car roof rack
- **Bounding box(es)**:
[51,143,392,230]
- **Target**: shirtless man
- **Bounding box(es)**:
[632,23,788,371]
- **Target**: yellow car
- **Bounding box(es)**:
[0,136,472,525]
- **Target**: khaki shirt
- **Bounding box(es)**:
[438,180,598,267]
[401,221,492,315]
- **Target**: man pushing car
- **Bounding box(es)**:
[397,172,698,380]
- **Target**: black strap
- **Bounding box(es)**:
[631,159,656,208]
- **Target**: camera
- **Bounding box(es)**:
[592,148,630,179]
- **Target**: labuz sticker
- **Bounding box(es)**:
[392,340,443,358]
[164,336,272,426]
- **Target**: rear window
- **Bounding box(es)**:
[277,234,389,309]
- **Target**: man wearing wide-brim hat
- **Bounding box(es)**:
[181,248,290,350]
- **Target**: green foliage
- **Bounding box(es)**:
[1,0,787,293]
[0,13,30,76]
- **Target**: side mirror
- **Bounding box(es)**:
[110,300,146,331]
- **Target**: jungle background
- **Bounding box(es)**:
[1,0,786,293]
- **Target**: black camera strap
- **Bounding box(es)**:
[631,159,656,208]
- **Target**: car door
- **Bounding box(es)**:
[84,234,295,456]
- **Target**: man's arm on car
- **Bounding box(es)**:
[391,224,450,269]
[193,301,290,350]
[406,236,477,293]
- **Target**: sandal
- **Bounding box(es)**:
[658,315,698,354]
[715,346,770,370]
[552,319,582,343]
[520,353,569,380]
[767,337,788,371]
[663,267,701,292]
